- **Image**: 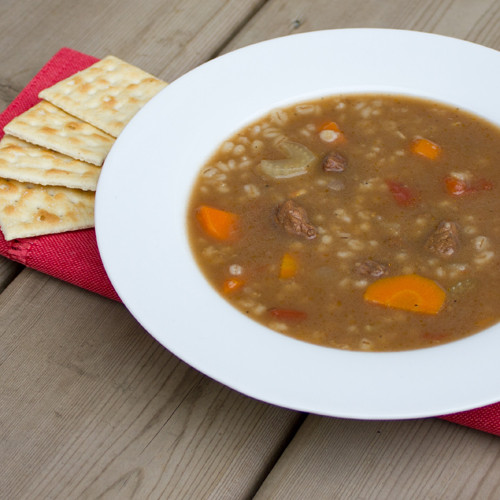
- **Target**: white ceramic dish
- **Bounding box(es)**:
[96,29,500,419]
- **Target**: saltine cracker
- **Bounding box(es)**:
[0,177,94,240]
[4,101,114,166]
[39,55,168,137]
[0,135,101,191]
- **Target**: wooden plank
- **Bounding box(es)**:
[0,257,22,293]
[0,269,303,499]
[0,0,265,97]
[254,416,500,500]
[221,0,500,53]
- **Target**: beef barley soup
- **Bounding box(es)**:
[187,94,500,351]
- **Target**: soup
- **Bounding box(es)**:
[187,94,500,351]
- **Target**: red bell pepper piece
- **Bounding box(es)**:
[269,308,307,322]
[385,180,418,207]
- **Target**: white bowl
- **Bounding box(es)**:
[96,29,500,419]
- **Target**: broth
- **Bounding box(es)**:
[187,94,500,351]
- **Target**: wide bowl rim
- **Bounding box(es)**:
[96,28,500,419]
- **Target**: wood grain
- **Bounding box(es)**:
[0,256,22,293]
[0,269,302,499]
[254,416,500,500]
[222,0,500,53]
[0,0,265,97]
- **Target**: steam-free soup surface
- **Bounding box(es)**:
[188,94,500,351]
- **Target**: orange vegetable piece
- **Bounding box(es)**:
[318,121,346,143]
[319,121,341,132]
[196,205,238,241]
[363,274,446,315]
[279,253,298,279]
[223,278,245,294]
[411,137,441,160]
[445,175,493,196]
[444,176,467,196]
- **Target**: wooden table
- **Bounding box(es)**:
[1,1,499,498]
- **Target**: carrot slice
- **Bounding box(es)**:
[279,253,298,279]
[318,121,346,143]
[445,175,493,196]
[411,137,441,160]
[196,205,238,241]
[444,176,468,196]
[319,121,341,132]
[223,278,245,294]
[363,274,446,314]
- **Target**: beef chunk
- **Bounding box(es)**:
[355,259,388,278]
[276,200,317,239]
[425,221,460,257]
[322,152,347,172]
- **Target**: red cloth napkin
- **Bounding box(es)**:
[0,48,120,301]
[441,405,500,436]
[0,48,499,435]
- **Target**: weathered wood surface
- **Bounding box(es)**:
[0,0,498,498]
[0,269,303,499]
[254,417,500,500]
[0,256,21,293]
